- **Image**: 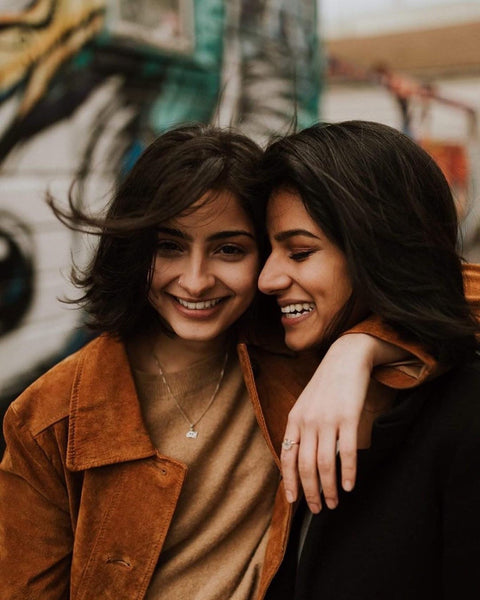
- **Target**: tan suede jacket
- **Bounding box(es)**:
[0,321,442,600]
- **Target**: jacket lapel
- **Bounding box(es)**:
[237,343,318,460]
[67,335,157,471]
[66,335,188,599]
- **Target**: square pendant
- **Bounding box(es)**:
[186,429,198,439]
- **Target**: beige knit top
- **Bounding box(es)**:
[133,351,279,600]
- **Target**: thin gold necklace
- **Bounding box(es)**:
[153,351,229,439]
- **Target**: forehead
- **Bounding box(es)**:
[267,189,315,231]
[170,191,253,231]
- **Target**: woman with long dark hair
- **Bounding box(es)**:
[260,120,480,599]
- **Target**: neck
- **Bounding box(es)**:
[128,329,230,374]
[155,332,229,372]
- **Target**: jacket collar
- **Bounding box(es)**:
[67,335,157,471]
[237,342,319,461]
[66,334,312,472]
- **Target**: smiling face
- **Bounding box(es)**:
[148,191,259,347]
[258,189,353,352]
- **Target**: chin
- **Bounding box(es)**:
[285,332,322,352]
[175,330,219,343]
[284,336,308,352]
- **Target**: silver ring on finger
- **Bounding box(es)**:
[282,438,300,451]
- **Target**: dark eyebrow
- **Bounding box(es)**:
[208,230,255,241]
[156,226,188,239]
[273,229,321,242]
[156,226,255,242]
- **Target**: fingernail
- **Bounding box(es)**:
[343,479,353,492]
[309,503,321,514]
[285,490,294,503]
[326,498,338,510]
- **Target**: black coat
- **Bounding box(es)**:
[270,357,480,600]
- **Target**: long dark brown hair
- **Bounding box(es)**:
[261,120,478,363]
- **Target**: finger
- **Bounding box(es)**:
[281,423,301,504]
[298,430,322,514]
[338,422,358,492]
[316,428,339,510]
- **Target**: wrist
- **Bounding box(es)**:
[337,332,409,367]
[332,333,377,369]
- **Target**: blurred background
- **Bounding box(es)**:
[0,0,479,438]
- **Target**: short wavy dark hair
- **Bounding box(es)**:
[48,124,266,339]
[261,120,478,363]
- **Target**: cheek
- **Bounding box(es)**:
[337,262,353,300]
[147,285,160,307]
[149,257,177,291]
[228,259,259,299]
[323,268,353,325]
[332,272,352,306]
[311,259,352,313]
[149,256,161,287]
[148,267,169,305]
[148,272,162,299]
[243,257,261,292]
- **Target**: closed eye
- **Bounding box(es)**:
[289,250,315,261]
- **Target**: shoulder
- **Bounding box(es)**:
[433,356,480,409]
[416,355,480,445]
[6,335,119,437]
[425,357,480,498]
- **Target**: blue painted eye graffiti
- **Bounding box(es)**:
[0,211,35,337]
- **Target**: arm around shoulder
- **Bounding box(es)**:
[347,263,480,389]
[345,315,440,389]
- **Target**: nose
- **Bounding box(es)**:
[177,254,216,297]
[258,253,290,295]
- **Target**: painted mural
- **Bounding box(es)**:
[0,0,321,441]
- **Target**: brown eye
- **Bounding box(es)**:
[217,245,245,258]
[156,240,183,255]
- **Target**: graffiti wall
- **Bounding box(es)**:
[0,0,321,430]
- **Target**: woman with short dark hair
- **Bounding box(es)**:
[259,120,480,599]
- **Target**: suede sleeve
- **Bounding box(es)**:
[345,263,480,389]
[0,404,73,599]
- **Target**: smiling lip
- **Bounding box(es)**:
[170,294,227,318]
[176,296,224,310]
[278,301,315,325]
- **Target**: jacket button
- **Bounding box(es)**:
[105,557,133,569]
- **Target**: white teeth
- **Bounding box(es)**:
[280,303,315,317]
[177,298,222,310]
